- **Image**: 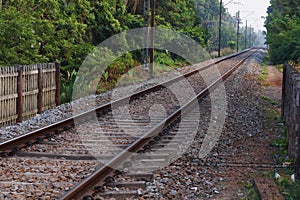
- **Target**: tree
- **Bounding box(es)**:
[0,7,43,65]
[265,0,300,64]
[0,0,93,66]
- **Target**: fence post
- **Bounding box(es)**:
[16,65,23,123]
[37,64,43,114]
[55,62,60,106]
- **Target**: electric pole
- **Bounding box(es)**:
[218,0,222,57]
[149,0,155,79]
[249,26,252,48]
[143,0,155,79]
[143,0,150,72]
[236,11,240,52]
[244,20,247,49]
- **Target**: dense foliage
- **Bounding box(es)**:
[265,0,300,64]
[0,0,250,102]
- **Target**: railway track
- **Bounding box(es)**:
[0,49,257,199]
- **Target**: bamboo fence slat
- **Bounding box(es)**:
[0,63,60,127]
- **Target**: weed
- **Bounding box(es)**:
[276,64,283,73]
[60,69,77,104]
[258,64,268,81]
[243,180,260,200]
[269,116,289,164]
[262,95,278,105]
[274,170,300,200]
[267,111,300,200]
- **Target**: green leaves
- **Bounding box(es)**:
[0,7,44,65]
[0,0,93,66]
[0,0,244,102]
[265,0,300,64]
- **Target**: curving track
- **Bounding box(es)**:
[0,49,257,199]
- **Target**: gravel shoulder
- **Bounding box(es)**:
[214,62,283,199]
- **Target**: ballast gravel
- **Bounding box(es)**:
[142,50,271,199]
[0,56,224,142]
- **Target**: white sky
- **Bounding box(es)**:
[223,0,270,31]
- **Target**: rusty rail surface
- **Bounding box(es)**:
[60,50,256,199]
[0,49,251,154]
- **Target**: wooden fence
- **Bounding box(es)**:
[0,63,60,127]
[282,64,300,179]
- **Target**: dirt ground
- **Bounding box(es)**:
[261,65,283,102]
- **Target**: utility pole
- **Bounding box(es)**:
[149,0,155,79]
[244,20,247,49]
[218,0,222,57]
[143,0,150,73]
[143,0,155,79]
[236,11,240,52]
[249,26,252,48]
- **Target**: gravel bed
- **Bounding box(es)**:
[142,50,268,199]
[0,51,256,199]
[0,158,98,199]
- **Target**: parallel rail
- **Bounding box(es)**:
[0,49,251,154]
[60,50,256,199]
[0,49,256,199]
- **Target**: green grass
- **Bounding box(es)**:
[262,95,278,105]
[266,111,300,200]
[243,180,260,200]
[276,64,284,73]
[268,112,289,164]
[259,63,268,81]
[263,99,300,200]
[273,169,300,200]
[278,178,300,200]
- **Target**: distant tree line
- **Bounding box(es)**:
[0,0,247,66]
[265,0,300,64]
[0,0,251,101]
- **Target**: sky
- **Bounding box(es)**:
[223,0,271,31]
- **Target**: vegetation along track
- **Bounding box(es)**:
[0,49,257,199]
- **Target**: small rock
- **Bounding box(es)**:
[161,178,169,184]
[213,188,220,194]
[171,190,177,196]
[137,189,143,196]
[205,180,213,186]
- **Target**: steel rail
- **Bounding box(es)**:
[60,50,256,199]
[0,49,251,154]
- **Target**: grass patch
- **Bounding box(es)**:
[268,114,289,164]
[267,111,300,200]
[276,64,283,73]
[258,63,268,81]
[262,95,278,105]
[243,180,260,200]
[277,177,300,200]
[272,168,300,200]
[265,107,279,125]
